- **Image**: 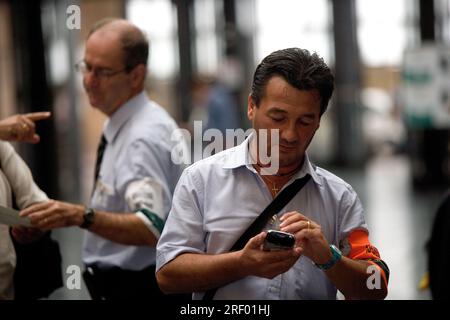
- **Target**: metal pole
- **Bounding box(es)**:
[331,0,365,166]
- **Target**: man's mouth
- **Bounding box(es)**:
[278,144,296,151]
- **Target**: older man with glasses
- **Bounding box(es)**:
[21,18,188,300]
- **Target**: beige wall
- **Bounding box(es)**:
[363,66,401,92]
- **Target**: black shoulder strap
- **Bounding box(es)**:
[203,174,311,300]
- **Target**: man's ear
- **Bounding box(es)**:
[131,64,146,88]
[247,94,255,121]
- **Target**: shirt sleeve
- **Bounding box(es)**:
[117,138,172,218]
[0,141,48,209]
[337,185,389,287]
[156,167,206,272]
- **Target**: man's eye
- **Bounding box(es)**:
[271,117,284,122]
[97,69,111,76]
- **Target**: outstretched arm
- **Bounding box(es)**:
[0,112,51,143]
[20,200,157,246]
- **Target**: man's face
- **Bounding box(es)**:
[248,76,321,170]
[82,32,134,116]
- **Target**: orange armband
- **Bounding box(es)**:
[346,230,390,286]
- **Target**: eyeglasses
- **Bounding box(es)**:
[75,60,127,78]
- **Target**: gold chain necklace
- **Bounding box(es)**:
[261,174,289,196]
[254,164,300,197]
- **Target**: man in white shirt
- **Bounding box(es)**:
[156,48,389,300]
[21,19,187,300]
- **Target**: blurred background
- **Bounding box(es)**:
[0,0,449,299]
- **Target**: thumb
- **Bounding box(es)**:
[246,232,267,250]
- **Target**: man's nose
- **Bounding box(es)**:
[281,123,299,143]
[84,71,99,87]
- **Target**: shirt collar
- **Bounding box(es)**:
[103,91,148,143]
[223,132,322,186]
[222,132,254,170]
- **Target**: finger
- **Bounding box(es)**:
[22,133,40,144]
[28,133,40,144]
[20,201,52,217]
[246,232,267,250]
[264,247,301,263]
[28,207,56,226]
[31,215,52,228]
[15,122,28,141]
[25,112,51,122]
[279,211,299,221]
[280,220,309,234]
[294,229,316,246]
[293,246,303,255]
[265,250,302,272]
[22,116,36,131]
[279,211,309,228]
[20,119,38,143]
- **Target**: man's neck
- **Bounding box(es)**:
[249,137,304,177]
[106,89,144,117]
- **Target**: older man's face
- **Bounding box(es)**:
[82,31,133,116]
[248,76,321,171]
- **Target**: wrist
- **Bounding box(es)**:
[314,245,342,271]
[235,250,250,278]
[314,246,333,265]
[79,206,96,229]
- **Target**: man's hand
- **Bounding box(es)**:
[279,211,333,265]
[0,112,51,143]
[11,226,45,244]
[20,200,84,231]
[239,232,303,279]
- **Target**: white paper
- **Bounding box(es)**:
[0,205,31,227]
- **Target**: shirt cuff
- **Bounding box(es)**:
[135,209,164,239]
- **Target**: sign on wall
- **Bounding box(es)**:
[402,45,450,129]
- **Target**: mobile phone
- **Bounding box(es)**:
[263,230,295,251]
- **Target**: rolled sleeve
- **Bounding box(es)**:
[337,185,370,255]
[156,168,205,272]
[117,138,172,215]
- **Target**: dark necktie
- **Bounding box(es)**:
[93,134,107,191]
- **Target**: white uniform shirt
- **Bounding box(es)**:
[156,134,368,299]
[83,91,186,271]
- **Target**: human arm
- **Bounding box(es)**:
[0,112,51,143]
[17,135,176,246]
[19,200,157,246]
[0,141,48,243]
[156,231,302,294]
[280,211,388,299]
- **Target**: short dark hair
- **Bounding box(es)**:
[88,18,149,72]
[251,48,334,116]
